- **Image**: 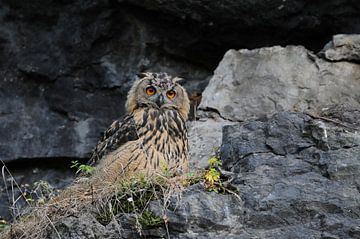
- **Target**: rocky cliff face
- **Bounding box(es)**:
[0,0,211,163]
[1,0,360,164]
[199,45,360,121]
[37,112,360,239]
[0,1,360,238]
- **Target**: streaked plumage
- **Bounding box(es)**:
[90,72,190,180]
[1,72,190,239]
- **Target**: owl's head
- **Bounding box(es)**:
[126,72,190,120]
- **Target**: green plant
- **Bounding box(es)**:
[160,161,172,177]
[138,211,163,228]
[204,156,225,193]
[96,175,168,225]
[32,180,60,204]
[207,157,222,167]
[182,170,204,186]
[203,156,241,199]
[70,160,95,176]
[0,219,9,233]
[205,168,221,185]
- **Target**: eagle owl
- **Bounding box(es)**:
[90,72,190,182]
[0,72,191,239]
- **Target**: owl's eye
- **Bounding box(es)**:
[166,90,176,99]
[146,86,156,96]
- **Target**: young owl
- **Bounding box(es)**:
[89,72,190,181]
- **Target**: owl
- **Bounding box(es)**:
[89,72,190,181]
[0,72,191,239]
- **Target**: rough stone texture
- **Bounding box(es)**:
[1,0,360,237]
[127,0,360,59]
[320,34,360,62]
[0,0,210,163]
[199,46,360,121]
[188,118,233,168]
[321,104,360,128]
[41,111,360,239]
[1,0,360,163]
[220,112,360,239]
[148,186,246,239]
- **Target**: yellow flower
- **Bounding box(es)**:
[207,157,222,168]
[205,168,220,185]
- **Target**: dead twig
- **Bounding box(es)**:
[305,112,358,131]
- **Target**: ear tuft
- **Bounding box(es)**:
[173,77,185,84]
[136,72,154,79]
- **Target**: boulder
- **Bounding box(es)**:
[219,112,360,239]
[320,34,360,62]
[2,0,360,163]
[199,46,360,121]
[188,118,234,168]
[0,0,210,163]
[138,111,360,239]
[46,111,360,239]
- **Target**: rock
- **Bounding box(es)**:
[148,185,246,239]
[49,213,107,239]
[126,0,360,54]
[321,104,360,128]
[0,0,210,163]
[320,34,360,62]
[199,46,360,121]
[34,111,360,239]
[188,118,234,168]
[1,0,360,163]
[220,112,360,239]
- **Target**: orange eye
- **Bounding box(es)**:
[166,90,176,99]
[146,86,156,96]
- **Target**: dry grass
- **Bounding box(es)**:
[0,160,205,239]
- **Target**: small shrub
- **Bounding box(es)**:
[204,157,222,192]
[70,160,95,176]
[95,175,168,226]
[138,211,163,228]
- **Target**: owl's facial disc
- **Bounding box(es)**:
[145,84,177,108]
[126,72,189,120]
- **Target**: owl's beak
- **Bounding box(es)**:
[155,95,164,108]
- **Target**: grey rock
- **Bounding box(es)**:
[0,0,210,163]
[321,104,360,128]
[2,0,360,163]
[188,118,234,168]
[199,46,360,121]
[220,112,360,239]
[148,185,246,238]
[49,213,107,239]
[320,34,360,62]
[40,111,360,239]
[126,0,360,55]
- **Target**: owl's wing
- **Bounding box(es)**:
[88,114,138,166]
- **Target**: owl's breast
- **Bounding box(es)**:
[132,107,189,174]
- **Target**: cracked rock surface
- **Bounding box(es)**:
[219,111,360,239]
[1,1,360,163]
[1,0,360,236]
[199,45,360,121]
[39,111,360,239]
[320,34,360,62]
[0,0,211,163]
